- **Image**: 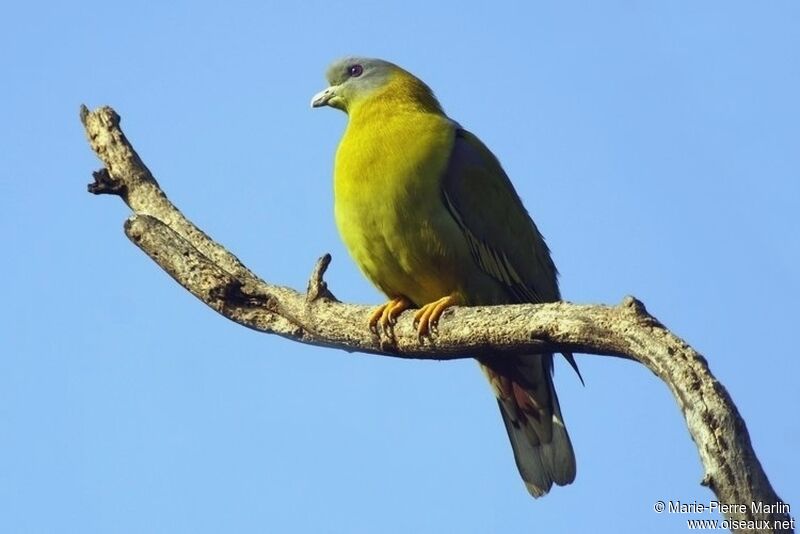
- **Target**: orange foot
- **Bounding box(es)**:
[413,295,459,337]
[369,296,413,334]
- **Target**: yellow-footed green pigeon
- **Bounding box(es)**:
[312,57,580,497]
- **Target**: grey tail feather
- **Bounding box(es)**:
[497,379,576,498]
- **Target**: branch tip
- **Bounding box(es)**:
[306,253,337,303]
[97,106,121,127]
[79,104,89,126]
[123,215,144,242]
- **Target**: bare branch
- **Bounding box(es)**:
[81,105,793,533]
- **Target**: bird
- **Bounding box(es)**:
[311,57,579,497]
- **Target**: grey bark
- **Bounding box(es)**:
[81,105,793,533]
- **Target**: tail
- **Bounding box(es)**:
[480,354,576,497]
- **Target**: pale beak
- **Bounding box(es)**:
[311,85,338,108]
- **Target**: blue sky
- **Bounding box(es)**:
[1,1,797,532]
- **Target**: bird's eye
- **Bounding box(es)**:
[348,64,364,77]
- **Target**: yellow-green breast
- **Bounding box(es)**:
[333,82,468,306]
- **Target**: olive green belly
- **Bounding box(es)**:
[335,190,465,306]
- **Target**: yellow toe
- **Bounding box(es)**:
[369,296,413,334]
[413,295,459,336]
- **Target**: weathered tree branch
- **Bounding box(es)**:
[81,105,793,533]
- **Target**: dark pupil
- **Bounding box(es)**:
[349,64,363,77]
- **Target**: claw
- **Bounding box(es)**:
[413,295,459,337]
[369,296,413,334]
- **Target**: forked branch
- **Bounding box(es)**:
[81,105,792,533]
